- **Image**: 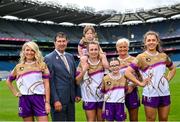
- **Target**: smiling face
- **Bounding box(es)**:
[54,36,68,53]
[109,60,120,74]
[116,42,129,57]
[144,34,159,52]
[88,43,99,59]
[24,46,35,61]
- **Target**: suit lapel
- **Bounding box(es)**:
[54,51,70,74]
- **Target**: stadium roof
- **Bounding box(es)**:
[0,0,180,25]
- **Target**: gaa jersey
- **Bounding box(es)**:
[78,38,99,56]
[101,74,126,103]
[8,62,50,95]
[130,51,173,97]
[77,60,105,102]
[118,56,135,75]
[118,56,138,85]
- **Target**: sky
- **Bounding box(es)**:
[39,0,180,12]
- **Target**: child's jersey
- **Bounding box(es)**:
[77,59,105,102]
[130,51,173,97]
[8,62,49,95]
[78,38,99,56]
[101,73,126,103]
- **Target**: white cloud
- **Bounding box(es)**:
[38,0,180,12]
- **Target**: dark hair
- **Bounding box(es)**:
[54,32,67,42]
[109,57,120,64]
[143,31,163,52]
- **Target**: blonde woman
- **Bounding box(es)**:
[76,41,109,121]
[6,41,50,122]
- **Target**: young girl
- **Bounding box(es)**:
[78,25,106,66]
[6,41,50,122]
[125,31,176,121]
[101,57,127,121]
[116,38,141,121]
[76,41,109,121]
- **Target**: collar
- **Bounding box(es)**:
[55,49,65,56]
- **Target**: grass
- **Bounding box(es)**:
[0,69,180,121]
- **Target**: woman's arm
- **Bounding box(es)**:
[125,66,150,87]
[100,53,109,69]
[43,78,51,114]
[6,79,20,97]
[166,64,176,81]
[76,62,89,85]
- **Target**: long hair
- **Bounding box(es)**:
[19,41,45,68]
[143,31,163,52]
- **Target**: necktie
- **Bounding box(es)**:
[60,54,70,72]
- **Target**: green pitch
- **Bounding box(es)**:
[0,69,180,121]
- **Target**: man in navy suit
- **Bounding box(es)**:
[45,32,80,121]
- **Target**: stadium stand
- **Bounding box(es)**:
[0,0,180,77]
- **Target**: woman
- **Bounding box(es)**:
[116,38,140,121]
[125,31,176,121]
[6,41,50,122]
[76,41,109,121]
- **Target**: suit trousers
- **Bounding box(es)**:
[51,101,75,121]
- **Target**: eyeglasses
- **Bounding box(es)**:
[110,64,119,67]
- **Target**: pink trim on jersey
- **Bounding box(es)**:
[88,69,104,76]
[16,71,43,80]
[8,75,16,82]
[142,61,166,72]
[42,74,50,79]
[101,86,125,93]
[76,71,80,77]
[120,66,128,70]
[166,62,173,68]
[130,63,139,71]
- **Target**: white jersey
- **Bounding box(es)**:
[130,51,173,97]
[8,62,49,95]
[78,60,105,102]
[101,74,126,103]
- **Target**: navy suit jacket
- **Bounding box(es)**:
[45,50,79,105]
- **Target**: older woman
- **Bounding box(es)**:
[76,41,109,121]
[116,38,141,121]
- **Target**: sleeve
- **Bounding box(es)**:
[44,56,59,104]
[130,54,141,71]
[78,39,84,47]
[42,63,50,79]
[7,66,17,82]
[165,54,173,68]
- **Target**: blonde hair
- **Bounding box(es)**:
[116,38,130,47]
[83,25,96,36]
[143,31,162,52]
[19,41,45,68]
